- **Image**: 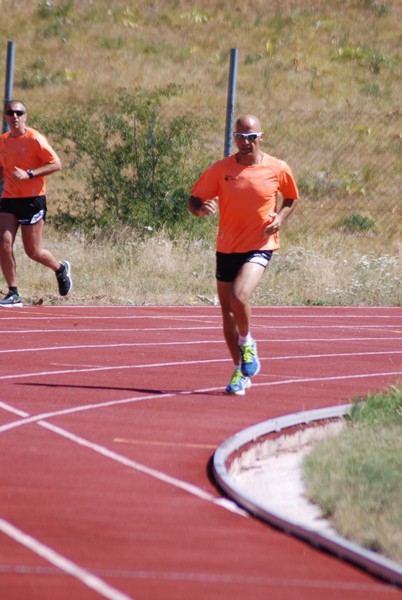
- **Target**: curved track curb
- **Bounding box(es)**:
[212,404,402,588]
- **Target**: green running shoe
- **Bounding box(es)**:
[225,368,251,396]
[239,340,260,377]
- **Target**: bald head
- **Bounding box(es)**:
[4,99,27,114]
[235,114,261,133]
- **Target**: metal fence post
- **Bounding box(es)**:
[224,48,238,157]
[3,40,16,133]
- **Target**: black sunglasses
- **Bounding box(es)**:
[5,109,26,117]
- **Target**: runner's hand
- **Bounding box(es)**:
[13,167,30,180]
[199,199,217,216]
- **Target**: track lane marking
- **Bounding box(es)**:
[40,421,225,505]
[0,350,401,382]
[1,306,400,595]
[0,370,401,436]
[0,342,402,356]
[0,519,132,600]
[0,310,401,321]
[0,401,248,518]
[1,325,402,336]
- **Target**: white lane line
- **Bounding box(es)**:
[0,359,228,381]
[0,405,248,512]
[0,402,27,417]
[0,309,400,320]
[40,420,222,505]
[1,344,401,362]
[0,326,221,334]
[0,342,401,356]
[251,370,402,388]
[0,341,223,354]
[0,399,248,513]
[1,349,401,382]
[0,406,247,592]
[0,325,401,336]
[0,314,222,321]
[1,371,401,589]
[0,519,133,600]
[271,350,402,361]
[0,371,401,436]
[0,394,180,433]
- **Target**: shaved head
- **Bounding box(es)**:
[235,114,261,133]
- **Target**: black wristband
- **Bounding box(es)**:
[27,169,34,179]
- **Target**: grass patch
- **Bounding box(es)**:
[5,226,401,307]
[5,227,217,306]
[0,1,401,303]
[303,385,402,563]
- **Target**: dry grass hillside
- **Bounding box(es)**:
[1,0,401,114]
[0,0,401,306]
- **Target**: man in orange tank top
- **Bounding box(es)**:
[189,114,299,395]
[0,99,72,307]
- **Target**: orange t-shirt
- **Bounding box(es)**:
[191,153,299,253]
[0,127,60,198]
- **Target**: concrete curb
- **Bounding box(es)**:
[212,404,402,588]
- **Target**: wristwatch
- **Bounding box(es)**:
[26,169,34,178]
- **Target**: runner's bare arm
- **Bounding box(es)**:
[13,159,62,181]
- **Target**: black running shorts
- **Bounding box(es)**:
[216,250,273,282]
[0,196,47,225]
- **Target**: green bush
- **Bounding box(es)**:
[35,87,213,236]
[340,213,375,232]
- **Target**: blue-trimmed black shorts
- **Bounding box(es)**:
[216,250,273,282]
[0,196,47,225]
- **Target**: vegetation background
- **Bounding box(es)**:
[0,0,401,306]
[303,385,402,564]
[1,0,401,569]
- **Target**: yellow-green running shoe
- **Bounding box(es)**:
[239,340,260,377]
[225,368,251,396]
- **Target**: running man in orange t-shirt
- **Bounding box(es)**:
[189,114,299,395]
[0,99,72,307]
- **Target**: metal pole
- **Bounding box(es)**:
[223,48,238,157]
[3,40,16,133]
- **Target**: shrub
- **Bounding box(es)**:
[34,86,213,236]
[340,213,375,232]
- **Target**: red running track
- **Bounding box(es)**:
[0,305,401,600]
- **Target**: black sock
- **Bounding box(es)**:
[9,286,18,295]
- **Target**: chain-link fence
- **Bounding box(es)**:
[167,103,401,253]
[252,109,401,253]
[41,99,401,254]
